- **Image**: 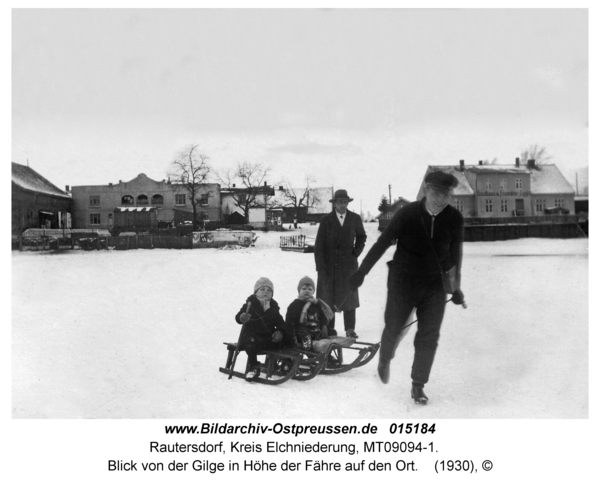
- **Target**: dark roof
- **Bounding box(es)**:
[12,162,71,199]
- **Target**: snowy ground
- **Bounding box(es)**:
[11,223,588,419]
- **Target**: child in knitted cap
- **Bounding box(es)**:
[285,276,336,351]
[235,277,291,381]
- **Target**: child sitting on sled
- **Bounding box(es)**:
[235,277,292,381]
[285,276,337,351]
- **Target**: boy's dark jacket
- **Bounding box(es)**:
[235,295,292,346]
[285,298,334,339]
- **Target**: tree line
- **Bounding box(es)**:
[168,144,323,229]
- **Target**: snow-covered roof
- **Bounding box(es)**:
[12,162,71,199]
[426,163,574,196]
[466,165,530,174]
[529,165,575,195]
[426,166,475,196]
[270,186,333,214]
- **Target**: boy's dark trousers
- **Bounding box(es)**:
[380,269,447,386]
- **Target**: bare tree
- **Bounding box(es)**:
[274,175,322,222]
[218,161,272,222]
[168,144,211,230]
[521,144,552,168]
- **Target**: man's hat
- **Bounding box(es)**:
[329,189,353,203]
[425,171,459,192]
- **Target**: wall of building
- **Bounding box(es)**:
[466,171,533,218]
[12,186,73,235]
[530,194,576,214]
[71,174,221,230]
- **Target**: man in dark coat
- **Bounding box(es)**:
[314,189,367,338]
[349,171,466,405]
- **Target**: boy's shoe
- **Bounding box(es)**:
[411,385,429,405]
[300,336,313,351]
[245,365,260,382]
[346,329,359,338]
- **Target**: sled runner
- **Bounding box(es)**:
[218,343,326,385]
[219,338,380,384]
[318,340,381,375]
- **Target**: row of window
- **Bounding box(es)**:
[453,198,565,214]
[89,194,210,207]
[483,178,523,190]
[89,211,211,225]
[535,199,564,212]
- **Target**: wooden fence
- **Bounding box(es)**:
[13,234,194,252]
[279,235,314,253]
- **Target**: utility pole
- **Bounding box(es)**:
[388,185,392,204]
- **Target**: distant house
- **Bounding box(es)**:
[71,173,221,231]
[417,159,575,218]
[377,196,412,231]
[270,186,334,223]
[220,183,275,228]
[12,162,73,236]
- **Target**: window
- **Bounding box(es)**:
[152,194,164,206]
[500,179,507,190]
[453,199,464,213]
[90,213,100,225]
[555,198,564,208]
[515,178,522,189]
[485,179,493,190]
[137,194,149,205]
[108,213,113,226]
[500,199,508,212]
[199,193,209,206]
[122,195,134,205]
[89,195,100,207]
[175,194,186,205]
[536,199,546,212]
[485,199,493,213]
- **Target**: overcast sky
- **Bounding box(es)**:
[11,8,588,216]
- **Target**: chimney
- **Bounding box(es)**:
[232,184,236,188]
[515,157,520,167]
[65,185,70,192]
[478,160,483,166]
[109,182,113,186]
[527,159,536,169]
[264,181,267,186]
[459,160,465,172]
[279,186,284,190]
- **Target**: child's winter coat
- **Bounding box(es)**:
[235,294,291,352]
[285,298,334,348]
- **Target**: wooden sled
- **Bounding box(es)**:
[218,343,325,385]
[219,339,381,384]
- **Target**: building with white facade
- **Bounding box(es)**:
[417,159,575,218]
